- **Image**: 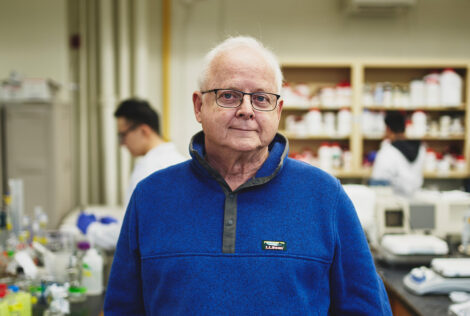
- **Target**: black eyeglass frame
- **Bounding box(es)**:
[117,124,140,142]
[201,88,281,112]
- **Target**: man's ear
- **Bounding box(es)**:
[193,91,203,123]
[140,124,153,136]
[276,99,283,120]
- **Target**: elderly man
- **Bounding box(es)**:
[105,37,392,315]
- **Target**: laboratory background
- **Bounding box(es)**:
[1,0,470,315]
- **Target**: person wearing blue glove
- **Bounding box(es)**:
[78,99,186,250]
[99,216,118,225]
[76,213,97,234]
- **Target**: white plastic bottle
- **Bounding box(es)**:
[424,73,440,107]
[81,248,103,295]
[410,79,425,108]
[337,108,351,136]
[411,111,427,137]
[304,108,322,135]
[330,143,343,170]
[440,68,463,107]
[318,142,332,172]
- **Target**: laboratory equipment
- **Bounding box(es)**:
[413,190,470,239]
[374,189,410,238]
[449,299,470,316]
[8,179,24,237]
[404,258,470,295]
[376,234,448,266]
[371,188,450,265]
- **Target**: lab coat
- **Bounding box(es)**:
[87,142,186,250]
[371,139,426,197]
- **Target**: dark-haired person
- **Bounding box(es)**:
[371,111,426,197]
[77,98,186,249]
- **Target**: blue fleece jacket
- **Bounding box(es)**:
[104,132,392,315]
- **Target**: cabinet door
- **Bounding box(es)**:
[6,104,51,220]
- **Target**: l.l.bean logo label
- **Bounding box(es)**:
[262,240,286,251]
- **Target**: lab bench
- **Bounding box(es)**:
[376,262,452,316]
[33,294,104,316]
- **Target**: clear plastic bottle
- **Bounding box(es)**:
[32,206,48,245]
[67,250,86,303]
[462,212,470,253]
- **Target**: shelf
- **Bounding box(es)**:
[363,135,465,141]
[363,105,466,111]
[280,131,349,140]
[359,168,469,179]
[283,106,351,111]
[331,169,370,178]
[423,171,470,179]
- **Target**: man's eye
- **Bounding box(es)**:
[221,93,235,99]
[254,94,268,103]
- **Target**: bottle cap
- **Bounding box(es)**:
[69,286,87,294]
[77,241,91,251]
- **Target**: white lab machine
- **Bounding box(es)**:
[404,258,470,295]
[371,187,450,265]
[413,190,470,239]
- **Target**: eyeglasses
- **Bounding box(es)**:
[117,124,139,142]
[201,89,280,112]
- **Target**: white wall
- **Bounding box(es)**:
[147,0,163,118]
[0,0,69,100]
[1,0,470,158]
[168,0,470,153]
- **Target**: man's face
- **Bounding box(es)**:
[117,117,146,157]
[193,47,283,155]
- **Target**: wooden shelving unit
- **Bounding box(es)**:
[281,60,470,179]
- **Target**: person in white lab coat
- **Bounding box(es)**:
[371,111,426,197]
[77,98,186,249]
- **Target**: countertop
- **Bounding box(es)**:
[376,262,453,316]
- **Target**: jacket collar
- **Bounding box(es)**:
[189,131,289,193]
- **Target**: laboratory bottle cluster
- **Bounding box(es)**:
[363,68,463,108]
[285,108,352,137]
[0,179,104,316]
[289,143,352,173]
[282,81,352,109]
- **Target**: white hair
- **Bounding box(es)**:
[197,36,283,93]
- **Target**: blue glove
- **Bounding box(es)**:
[77,213,97,234]
[99,216,118,225]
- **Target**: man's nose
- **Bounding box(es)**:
[236,95,254,119]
